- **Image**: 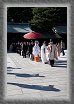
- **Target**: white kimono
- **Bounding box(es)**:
[33,45,40,56]
[41,45,47,62]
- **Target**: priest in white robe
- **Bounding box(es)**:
[41,41,47,63]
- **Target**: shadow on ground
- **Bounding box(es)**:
[7,82,60,92]
[7,72,45,78]
[53,65,67,68]
[55,60,67,63]
[7,69,13,71]
[54,60,67,68]
[7,67,21,69]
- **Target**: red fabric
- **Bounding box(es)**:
[23,32,42,39]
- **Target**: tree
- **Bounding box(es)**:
[7,7,33,23]
[7,7,67,33]
[30,7,67,32]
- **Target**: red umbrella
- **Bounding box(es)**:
[23,31,42,39]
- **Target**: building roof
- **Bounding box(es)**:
[42,32,61,39]
[52,26,67,34]
[7,22,32,33]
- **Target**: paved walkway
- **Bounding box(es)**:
[6,50,70,101]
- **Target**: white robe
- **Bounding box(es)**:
[41,45,46,62]
[33,45,40,56]
[46,46,50,61]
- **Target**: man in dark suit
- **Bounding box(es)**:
[23,42,27,58]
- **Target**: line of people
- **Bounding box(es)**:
[9,40,65,67]
[32,40,65,67]
[32,40,57,67]
[9,41,34,58]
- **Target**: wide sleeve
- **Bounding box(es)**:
[32,46,35,55]
[38,46,41,53]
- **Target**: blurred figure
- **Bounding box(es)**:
[56,42,61,57]
[9,43,13,52]
[26,42,29,56]
[20,42,23,56]
[30,41,34,60]
[61,40,65,56]
[27,42,31,57]
[47,41,57,67]
[23,42,27,58]
[16,42,20,53]
[28,41,34,59]
[33,41,40,62]
[41,41,47,63]
[46,43,50,62]
[12,43,16,52]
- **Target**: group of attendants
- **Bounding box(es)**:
[9,40,65,67]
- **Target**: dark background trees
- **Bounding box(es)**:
[30,7,67,32]
[7,7,67,32]
[7,7,33,23]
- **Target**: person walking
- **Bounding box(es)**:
[20,42,23,56]
[32,41,40,62]
[16,42,20,54]
[28,41,34,60]
[28,42,32,57]
[23,42,27,58]
[9,43,13,52]
[47,41,57,67]
[56,42,61,57]
[26,42,29,56]
[61,40,65,56]
[41,41,47,64]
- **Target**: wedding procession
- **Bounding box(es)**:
[8,39,66,67]
[6,7,69,100]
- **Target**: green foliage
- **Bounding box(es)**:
[30,7,67,32]
[7,7,67,33]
